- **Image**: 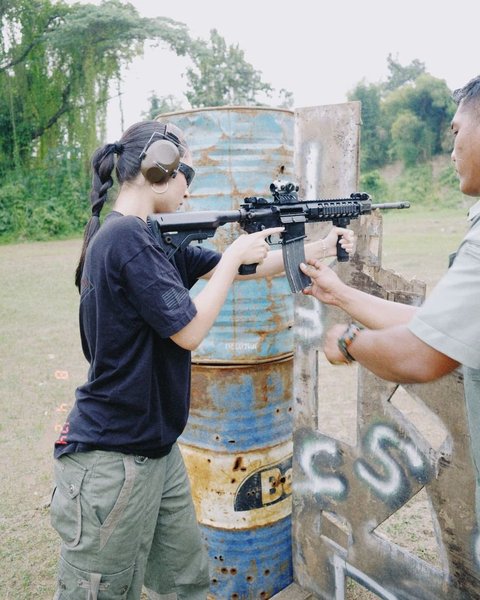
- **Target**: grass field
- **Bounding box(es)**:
[0,206,468,599]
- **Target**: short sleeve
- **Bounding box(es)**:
[408,237,480,369]
[123,245,197,338]
[183,245,221,287]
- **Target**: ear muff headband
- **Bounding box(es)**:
[139,127,184,184]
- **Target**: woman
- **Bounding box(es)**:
[50,120,353,600]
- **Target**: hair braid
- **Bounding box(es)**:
[74,144,116,291]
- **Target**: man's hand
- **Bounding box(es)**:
[300,259,347,306]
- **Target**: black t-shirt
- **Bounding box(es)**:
[54,211,221,458]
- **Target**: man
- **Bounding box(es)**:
[299,74,480,515]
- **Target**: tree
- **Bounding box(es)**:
[348,81,389,170]
[383,53,426,92]
[390,111,433,166]
[0,1,289,241]
[0,0,192,174]
[383,74,455,161]
[184,29,273,107]
[349,56,456,170]
[141,92,185,120]
[0,0,195,241]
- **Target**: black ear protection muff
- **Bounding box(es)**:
[139,126,184,184]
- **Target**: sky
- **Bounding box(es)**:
[90,0,480,138]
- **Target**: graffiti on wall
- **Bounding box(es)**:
[293,296,479,600]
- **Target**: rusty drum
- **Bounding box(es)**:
[157,107,296,598]
[180,357,293,598]
[157,107,295,363]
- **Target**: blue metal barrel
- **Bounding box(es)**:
[181,356,293,451]
[159,107,295,598]
[179,357,293,598]
[158,107,295,363]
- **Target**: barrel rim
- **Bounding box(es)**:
[191,351,294,367]
[155,105,294,119]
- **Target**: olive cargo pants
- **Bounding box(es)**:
[50,444,209,599]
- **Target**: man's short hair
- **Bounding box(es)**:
[453,75,480,108]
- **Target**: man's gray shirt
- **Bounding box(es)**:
[408,201,480,369]
[408,201,480,519]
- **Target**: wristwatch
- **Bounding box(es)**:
[337,323,363,363]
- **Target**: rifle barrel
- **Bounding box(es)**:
[371,202,410,210]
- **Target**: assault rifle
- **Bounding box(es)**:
[148,181,410,293]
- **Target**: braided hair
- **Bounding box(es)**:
[74,120,188,291]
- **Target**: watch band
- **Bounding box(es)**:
[337,323,363,363]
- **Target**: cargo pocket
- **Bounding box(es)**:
[99,455,137,551]
[55,555,134,599]
[50,456,87,548]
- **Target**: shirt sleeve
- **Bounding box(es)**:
[122,244,198,338]
[408,234,480,369]
[184,245,222,287]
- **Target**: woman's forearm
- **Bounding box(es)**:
[170,254,239,350]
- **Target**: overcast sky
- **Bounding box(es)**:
[91,0,480,138]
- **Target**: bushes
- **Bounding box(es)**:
[0,153,90,243]
[360,156,466,209]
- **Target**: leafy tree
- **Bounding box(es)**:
[0,0,192,174]
[1,1,283,172]
[348,81,389,170]
[184,29,273,107]
[390,111,433,166]
[0,0,194,241]
[383,53,426,92]
[141,91,185,120]
[383,74,455,162]
[0,1,288,242]
[278,88,294,109]
[349,56,455,170]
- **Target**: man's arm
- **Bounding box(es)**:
[325,324,460,383]
[301,260,416,329]
[300,259,459,382]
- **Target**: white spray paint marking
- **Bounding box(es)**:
[297,437,346,498]
[355,424,427,498]
[333,554,398,600]
[295,302,324,344]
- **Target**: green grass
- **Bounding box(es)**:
[0,239,86,599]
[0,207,470,598]
[381,205,467,292]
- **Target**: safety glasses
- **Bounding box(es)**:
[177,162,195,188]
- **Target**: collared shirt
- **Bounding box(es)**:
[408,202,480,521]
[408,204,480,369]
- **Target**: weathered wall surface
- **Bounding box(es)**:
[292,103,479,599]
